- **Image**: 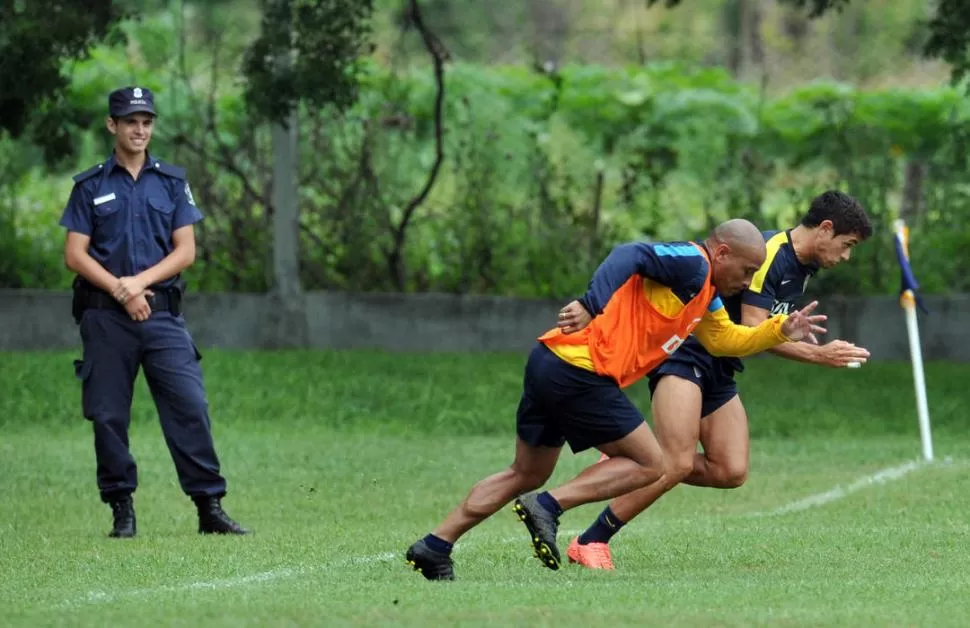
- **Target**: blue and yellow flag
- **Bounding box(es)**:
[893,221,928,314]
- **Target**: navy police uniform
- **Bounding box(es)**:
[61,86,246,537]
[646,230,818,416]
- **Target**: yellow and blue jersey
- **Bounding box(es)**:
[676,229,818,374]
[731,229,819,318]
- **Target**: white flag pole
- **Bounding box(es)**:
[894,219,933,462]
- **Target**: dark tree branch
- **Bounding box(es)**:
[298,223,337,288]
[173,133,268,210]
[386,0,450,291]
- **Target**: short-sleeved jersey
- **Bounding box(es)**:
[537,241,790,389]
[59,152,203,289]
[733,229,818,318]
[674,229,818,374]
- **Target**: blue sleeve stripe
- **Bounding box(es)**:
[707,295,724,312]
[654,244,702,257]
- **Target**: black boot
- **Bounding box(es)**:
[193,496,249,535]
[108,496,136,538]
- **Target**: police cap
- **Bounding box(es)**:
[108,86,157,118]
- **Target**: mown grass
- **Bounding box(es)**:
[1,350,968,626]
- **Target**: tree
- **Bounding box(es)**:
[924,0,970,86]
[647,0,850,17]
[241,0,374,127]
[0,0,131,163]
[240,0,374,347]
[648,0,970,87]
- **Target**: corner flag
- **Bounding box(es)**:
[893,219,933,462]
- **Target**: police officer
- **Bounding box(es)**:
[59,86,248,538]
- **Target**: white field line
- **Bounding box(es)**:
[60,459,939,608]
[59,533,587,609]
[747,459,927,518]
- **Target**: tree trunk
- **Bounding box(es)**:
[900,159,926,225]
[724,0,765,80]
[745,0,765,75]
[265,112,308,348]
[528,0,568,69]
[724,0,743,77]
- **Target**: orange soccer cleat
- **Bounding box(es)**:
[566,536,615,570]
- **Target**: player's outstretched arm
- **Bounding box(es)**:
[741,303,871,367]
[694,299,826,358]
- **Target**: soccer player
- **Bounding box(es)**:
[567,190,872,571]
[404,218,827,581]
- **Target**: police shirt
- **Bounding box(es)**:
[59,153,203,289]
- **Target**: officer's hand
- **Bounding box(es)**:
[557,300,592,335]
[125,290,154,322]
[818,339,871,368]
[114,276,147,305]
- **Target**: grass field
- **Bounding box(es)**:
[2,350,969,627]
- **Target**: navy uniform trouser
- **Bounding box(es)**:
[73,308,226,503]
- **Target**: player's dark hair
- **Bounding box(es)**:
[801,190,872,239]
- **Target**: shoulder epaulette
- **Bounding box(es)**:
[150,159,186,180]
[71,163,105,184]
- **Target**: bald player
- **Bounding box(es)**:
[567,191,873,570]
[404,218,827,581]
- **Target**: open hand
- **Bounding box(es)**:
[557,300,592,335]
[113,276,146,305]
[818,339,871,368]
[125,289,154,322]
[780,300,827,343]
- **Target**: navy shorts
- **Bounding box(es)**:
[647,354,738,418]
[515,343,644,453]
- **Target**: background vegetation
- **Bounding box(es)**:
[2,0,968,299]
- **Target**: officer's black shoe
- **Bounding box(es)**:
[108,497,136,538]
[194,496,250,535]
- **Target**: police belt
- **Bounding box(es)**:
[72,280,182,322]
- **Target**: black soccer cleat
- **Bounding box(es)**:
[513,493,561,570]
[194,496,250,535]
[405,538,455,581]
[108,496,136,538]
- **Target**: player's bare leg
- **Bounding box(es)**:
[547,423,664,509]
[435,437,561,541]
[405,437,560,581]
[568,375,702,569]
[512,421,664,571]
[682,395,749,488]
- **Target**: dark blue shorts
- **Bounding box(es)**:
[647,354,738,418]
[515,343,644,454]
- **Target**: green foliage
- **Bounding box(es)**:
[3,6,969,297]
[765,0,852,19]
[649,0,852,15]
[752,0,970,92]
[652,0,970,89]
[242,0,375,125]
[924,0,970,87]
[0,0,130,164]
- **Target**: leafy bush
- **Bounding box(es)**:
[4,39,968,297]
